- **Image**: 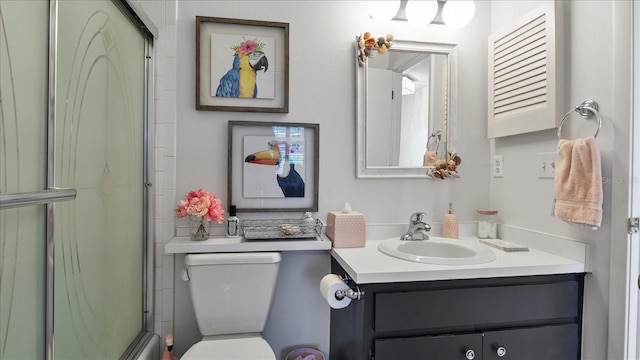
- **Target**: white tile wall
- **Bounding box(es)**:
[136,0,178,341]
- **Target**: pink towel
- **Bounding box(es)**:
[552,136,602,228]
[423,151,438,166]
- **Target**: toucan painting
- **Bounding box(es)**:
[215,38,269,99]
[244,140,305,198]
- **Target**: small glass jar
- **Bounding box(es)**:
[477,209,498,239]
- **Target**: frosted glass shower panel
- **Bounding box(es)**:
[54,1,145,358]
[0,1,49,359]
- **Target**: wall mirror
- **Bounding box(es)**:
[356,39,458,178]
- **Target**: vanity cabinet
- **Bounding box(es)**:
[330,258,584,360]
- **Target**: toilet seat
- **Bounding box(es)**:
[181,337,275,360]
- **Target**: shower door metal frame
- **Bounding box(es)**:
[0,1,157,359]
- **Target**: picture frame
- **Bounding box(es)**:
[228,121,319,212]
[196,16,289,113]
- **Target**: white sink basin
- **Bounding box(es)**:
[378,237,497,265]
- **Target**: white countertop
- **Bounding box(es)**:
[165,235,332,253]
[331,237,585,284]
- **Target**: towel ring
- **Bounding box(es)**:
[557,99,602,139]
[426,130,441,152]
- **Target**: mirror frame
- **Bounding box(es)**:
[356,39,458,178]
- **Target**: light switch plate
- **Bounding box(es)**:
[538,152,556,179]
[492,155,504,178]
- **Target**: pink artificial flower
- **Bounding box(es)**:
[174,188,225,224]
[174,200,189,218]
[187,196,210,217]
[208,196,225,223]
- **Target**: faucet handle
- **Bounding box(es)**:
[410,212,427,224]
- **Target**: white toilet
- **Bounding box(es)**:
[181,252,281,360]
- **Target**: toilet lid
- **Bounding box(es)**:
[181,337,275,360]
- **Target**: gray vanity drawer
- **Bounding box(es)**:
[375,332,482,360]
[374,324,578,360]
[483,323,579,360]
[374,281,579,333]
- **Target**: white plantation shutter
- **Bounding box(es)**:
[488,2,562,138]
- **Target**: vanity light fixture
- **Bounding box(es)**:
[441,0,476,29]
[368,1,401,22]
[368,0,475,29]
[405,0,439,27]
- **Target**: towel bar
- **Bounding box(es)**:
[557,99,602,139]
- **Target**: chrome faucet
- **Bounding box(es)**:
[400,212,431,240]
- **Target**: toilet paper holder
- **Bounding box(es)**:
[335,275,364,301]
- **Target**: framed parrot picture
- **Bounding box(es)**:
[228,121,319,212]
[196,16,289,113]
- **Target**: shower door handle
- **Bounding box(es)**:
[0,188,77,210]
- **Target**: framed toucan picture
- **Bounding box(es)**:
[228,121,319,212]
[196,16,289,113]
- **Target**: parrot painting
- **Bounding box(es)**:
[244,140,305,198]
[215,38,269,98]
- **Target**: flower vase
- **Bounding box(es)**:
[188,215,210,241]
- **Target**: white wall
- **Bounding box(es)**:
[138,0,633,359]
[490,1,633,359]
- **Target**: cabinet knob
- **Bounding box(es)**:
[496,346,507,357]
[465,349,475,359]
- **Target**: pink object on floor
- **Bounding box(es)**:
[161,334,178,360]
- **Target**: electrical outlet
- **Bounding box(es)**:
[492,155,504,178]
[538,152,556,179]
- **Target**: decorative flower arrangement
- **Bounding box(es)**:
[357,32,394,66]
[232,38,266,56]
[175,188,225,224]
[428,153,462,179]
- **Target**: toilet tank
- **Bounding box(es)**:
[184,252,281,336]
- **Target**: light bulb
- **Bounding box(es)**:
[442,0,476,29]
[368,1,401,22]
[405,0,439,27]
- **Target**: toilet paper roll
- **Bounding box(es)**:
[320,274,352,309]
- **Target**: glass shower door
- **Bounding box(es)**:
[1,0,150,359]
[0,1,49,359]
[54,1,145,358]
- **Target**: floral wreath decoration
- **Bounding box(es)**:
[428,153,462,179]
[357,32,394,67]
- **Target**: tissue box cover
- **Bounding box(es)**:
[325,211,366,248]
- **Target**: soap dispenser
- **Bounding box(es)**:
[442,202,459,239]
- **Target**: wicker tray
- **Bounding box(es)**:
[240,218,323,240]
